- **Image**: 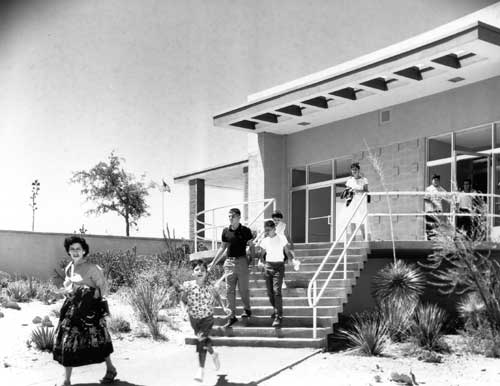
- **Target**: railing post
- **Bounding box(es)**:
[312,280,317,339]
[212,211,216,250]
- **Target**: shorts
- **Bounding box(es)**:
[189,315,214,351]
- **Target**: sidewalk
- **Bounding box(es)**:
[1,339,314,386]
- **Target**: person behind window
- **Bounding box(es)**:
[424,174,447,239]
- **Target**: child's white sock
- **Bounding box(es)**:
[194,367,204,382]
[211,351,220,371]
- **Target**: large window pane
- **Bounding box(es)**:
[455,125,492,153]
[308,161,332,184]
[495,123,500,148]
[428,134,451,161]
[291,190,306,243]
[308,187,332,242]
[291,166,306,187]
[335,157,352,179]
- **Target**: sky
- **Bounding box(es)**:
[0,0,496,238]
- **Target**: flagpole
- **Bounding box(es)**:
[162,189,165,234]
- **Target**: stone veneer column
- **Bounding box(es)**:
[189,179,205,240]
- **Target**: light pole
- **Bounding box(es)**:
[29,179,40,232]
[160,179,171,234]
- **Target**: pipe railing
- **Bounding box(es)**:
[307,193,367,339]
[307,190,500,339]
[194,198,276,252]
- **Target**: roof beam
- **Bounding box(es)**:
[252,113,279,124]
[394,66,423,81]
[301,96,330,109]
[329,87,358,100]
[230,120,257,130]
[360,77,389,91]
[432,53,461,69]
[276,105,303,117]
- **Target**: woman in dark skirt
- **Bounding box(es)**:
[53,236,117,385]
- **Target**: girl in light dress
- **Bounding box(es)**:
[342,163,369,241]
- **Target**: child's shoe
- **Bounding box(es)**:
[212,352,221,371]
[194,367,204,382]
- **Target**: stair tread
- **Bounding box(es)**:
[186,336,326,342]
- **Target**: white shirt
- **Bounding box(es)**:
[458,189,477,210]
[346,176,368,192]
[425,185,447,212]
[259,234,288,263]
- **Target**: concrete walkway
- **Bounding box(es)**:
[1,340,315,386]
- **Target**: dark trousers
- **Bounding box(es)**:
[457,208,472,236]
[189,315,214,367]
[264,262,285,317]
[224,256,251,316]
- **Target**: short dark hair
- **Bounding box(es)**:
[431,174,440,180]
[264,220,276,228]
[191,259,208,270]
[271,210,283,219]
[229,208,241,216]
[350,162,360,170]
[64,236,90,257]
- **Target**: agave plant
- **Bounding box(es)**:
[6,280,31,302]
[372,260,426,305]
[379,297,416,341]
[30,326,55,352]
[411,303,448,351]
[338,311,391,356]
[458,292,487,330]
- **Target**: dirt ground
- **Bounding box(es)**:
[1,296,499,386]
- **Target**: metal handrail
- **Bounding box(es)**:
[194,198,276,252]
[307,193,367,306]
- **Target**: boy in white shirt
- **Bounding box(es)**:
[257,220,298,328]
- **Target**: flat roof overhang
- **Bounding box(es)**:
[214,21,500,135]
[174,159,248,190]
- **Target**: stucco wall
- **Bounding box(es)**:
[0,230,192,280]
[286,76,500,167]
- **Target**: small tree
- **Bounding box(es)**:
[71,152,151,236]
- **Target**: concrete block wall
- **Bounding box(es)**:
[354,138,426,240]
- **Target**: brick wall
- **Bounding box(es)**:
[354,138,426,240]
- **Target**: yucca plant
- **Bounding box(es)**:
[338,311,391,356]
[30,326,55,352]
[411,303,448,351]
[6,280,30,302]
[108,315,132,334]
[372,260,426,305]
[458,292,486,330]
[129,281,169,339]
[379,297,416,341]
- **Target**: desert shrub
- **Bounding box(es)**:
[108,315,131,333]
[30,327,55,352]
[421,215,500,333]
[338,311,390,356]
[129,281,169,340]
[411,303,448,352]
[458,292,487,330]
[379,298,415,342]
[6,280,31,302]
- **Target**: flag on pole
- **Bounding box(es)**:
[160,179,171,193]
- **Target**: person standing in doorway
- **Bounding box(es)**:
[424,174,447,239]
[208,208,254,328]
[457,179,477,237]
[342,163,369,240]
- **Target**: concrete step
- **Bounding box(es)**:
[210,326,330,339]
[294,248,365,257]
[245,287,349,298]
[296,261,364,270]
[294,242,369,250]
[213,305,340,317]
[232,296,345,307]
[212,315,337,328]
[250,270,359,280]
[247,278,355,289]
[185,336,327,348]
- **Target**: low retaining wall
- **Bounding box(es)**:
[0,229,193,280]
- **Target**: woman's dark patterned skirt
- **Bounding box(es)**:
[53,286,114,367]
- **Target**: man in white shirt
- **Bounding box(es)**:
[257,220,297,327]
[424,174,447,239]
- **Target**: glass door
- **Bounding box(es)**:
[307,185,333,242]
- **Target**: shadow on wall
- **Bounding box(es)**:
[73,382,145,386]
